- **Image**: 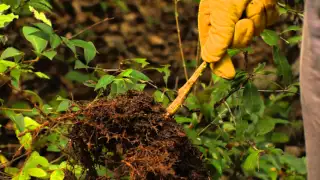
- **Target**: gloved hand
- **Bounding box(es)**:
[198,0,279,79]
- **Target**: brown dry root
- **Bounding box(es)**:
[66,91,209,180]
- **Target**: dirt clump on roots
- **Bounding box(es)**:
[66,90,209,179]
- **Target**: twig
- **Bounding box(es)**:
[244,52,248,71]
[0,153,28,169]
[0,107,33,112]
[17,121,49,137]
[174,0,188,80]
[69,17,114,39]
[166,61,207,117]
[23,57,40,64]
[224,102,236,125]
[214,78,249,108]
[193,40,201,94]
[198,109,228,136]
[50,155,66,164]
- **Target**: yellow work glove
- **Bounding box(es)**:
[198,0,279,79]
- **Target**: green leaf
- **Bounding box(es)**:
[29,6,52,26]
[175,116,193,124]
[211,159,223,175]
[185,93,200,110]
[280,154,306,174]
[48,165,59,171]
[50,170,64,180]
[110,79,127,96]
[62,37,76,54]
[19,133,33,150]
[56,100,70,112]
[30,30,50,41]
[131,58,149,68]
[22,26,48,53]
[74,60,89,69]
[0,59,17,67]
[28,168,47,178]
[50,34,61,49]
[24,116,41,130]
[34,23,53,34]
[27,151,49,168]
[95,75,115,91]
[272,47,293,86]
[118,69,133,77]
[261,30,279,46]
[253,62,266,74]
[42,50,57,60]
[150,65,171,85]
[227,47,253,57]
[71,39,97,64]
[28,0,52,12]
[0,13,18,28]
[42,104,53,114]
[12,171,30,180]
[223,122,236,132]
[130,70,150,81]
[0,63,7,72]
[4,167,19,176]
[65,70,91,83]
[4,111,25,132]
[282,25,301,33]
[243,150,261,173]
[1,47,23,61]
[0,4,11,13]
[287,36,302,45]
[23,90,44,107]
[35,71,50,79]
[10,68,21,89]
[1,0,20,9]
[153,90,170,106]
[10,68,20,80]
[271,132,289,143]
[278,7,288,15]
[256,119,275,136]
[243,82,263,114]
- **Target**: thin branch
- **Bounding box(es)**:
[166,61,207,117]
[214,78,249,109]
[50,155,66,164]
[224,101,236,125]
[258,89,290,93]
[0,153,28,169]
[243,52,248,71]
[198,109,228,136]
[70,17,114,39]
[0,107,33,112]
[23,56,40,64]
[174,0,189,80]
[193,40,201,94]
[17,121,50,137]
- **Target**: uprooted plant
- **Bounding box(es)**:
[0,0,306,180]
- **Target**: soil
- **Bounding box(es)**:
[66,90,209,179]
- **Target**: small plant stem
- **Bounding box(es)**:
[198,109,228,136]
[174,0,189,80]
[166,61,207,117]
[69,17,113,39]
[17,121,49,137]
[0,107,33,112]
[193,40,201,94]
[23,56,40,64]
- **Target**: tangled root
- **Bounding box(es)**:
[66,91,209,179]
